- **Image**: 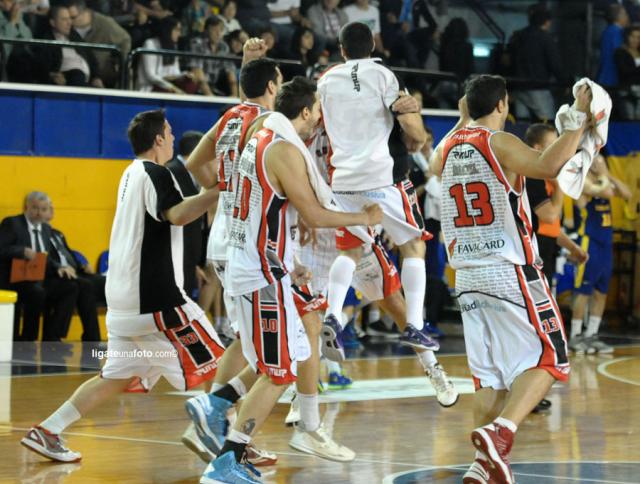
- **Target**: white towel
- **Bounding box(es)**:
[263,112,373,243]
[555,77,611,199]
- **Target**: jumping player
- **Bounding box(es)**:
[21,110,225,462]
[431,75,591,483]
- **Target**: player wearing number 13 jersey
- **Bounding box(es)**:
[432,75,592,484]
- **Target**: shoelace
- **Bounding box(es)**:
[428,367,451,393]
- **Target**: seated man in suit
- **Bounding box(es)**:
[42,200,103,343]
[0,191,77,342]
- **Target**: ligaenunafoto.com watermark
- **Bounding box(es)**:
[91,348,178,360]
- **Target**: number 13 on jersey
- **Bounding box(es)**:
[449,182,495,228]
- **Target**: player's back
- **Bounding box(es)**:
[106,159,186,315]
[440,126,538,269]
[226,128,295,296]
[318,58,399,191]
[577,196,612,245]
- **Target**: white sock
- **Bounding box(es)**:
[327,256,357,328]
[494,416,518,433]
[584,316,602,337]
[570,318,583,338]
[40,401,81,434]
[417,350,438,371]
[210,383,224,393]
[228,376,247,397]
[368,307,381,323]
[298,393,320,431]
[326,360,341,374]
[401,258,426,330]
[227,428,252,443]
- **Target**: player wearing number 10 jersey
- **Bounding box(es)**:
[432,75,592,484]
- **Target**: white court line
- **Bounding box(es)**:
[596,356,640,386]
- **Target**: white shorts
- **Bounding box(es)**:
[234,274,311,385]
[334,180,429,249]
[296,229,401,302]
[101,308,225,391]
[456,263,570,391]
[211,259,239,335]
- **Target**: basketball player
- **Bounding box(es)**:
[431,75,591,483]
[570,155,631,354]
[21,110,225,462]
[182,55,282,464]
[199,77,383,483]
[317,22,434,358]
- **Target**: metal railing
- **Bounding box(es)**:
[0,37,124,88]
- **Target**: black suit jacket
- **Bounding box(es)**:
[48,226,81,271]
[166,158,204,294]
[0,214,61,287]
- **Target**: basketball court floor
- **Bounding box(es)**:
[1,330,639,483]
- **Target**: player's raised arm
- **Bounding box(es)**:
[491,85,592,179]
[267,141,382,228]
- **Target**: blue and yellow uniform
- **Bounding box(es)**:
[574,197,613,294]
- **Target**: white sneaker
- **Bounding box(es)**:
[21,426,81,463]
[181,422,214,463]
[585,336,614,354]
[569,335,589,354]
[285,393,301,426]
[289,425,356,462]
[426,364,459,407]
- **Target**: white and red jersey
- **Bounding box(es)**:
[207,102,268,262]
[226,128,295,296]
[440,126,539,269]
[318,58,400,191]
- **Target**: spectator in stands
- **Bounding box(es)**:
[181,0,212,37]
[510,5,566,121]
[225,27,248,55]
[437,17,473,108]
[67,0,132,88]
[235,0,270,35]
[219,0,241,34]
[614,25,640,119]
[258,25,280,56]
[307,0,347,58]
[34,5,104,87]
[344,0,388,58]
[42,200,103,343]
[268,0,308,49]
[127,7,154,49]
[597,4,630,87]
[167,131,207,298]
[134,0,173,21]
[285,26,318,76]
[19,0,48,35]
[189,15,238,96]
[0,0,36,83]
[137,16,208,93]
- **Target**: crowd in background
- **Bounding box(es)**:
[1,1,640,119]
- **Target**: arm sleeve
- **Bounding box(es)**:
[526,177,551,211]
[143,164,184,222]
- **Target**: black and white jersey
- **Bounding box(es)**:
[106,158,187,316]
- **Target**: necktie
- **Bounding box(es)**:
[33,229,42,252]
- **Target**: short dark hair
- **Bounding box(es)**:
[623,25,640,46]
[339,22,374,59]
[528,5,551,27]
[127,109,167,156]
[240,58,279,98]
[49,5,68,20]
[524,123,556,147]
[204,15,223,31]
[275,76,317,120]
[179,131,204,157]
[607,4,625,24]
[465,75,507,120]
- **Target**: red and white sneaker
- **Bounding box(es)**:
[21,426,82,463]
[245,443,278,466]
[463,456,495,484]
[470,423,514,484]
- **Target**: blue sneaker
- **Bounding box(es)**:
[185,393,232,456]
[328,372,353,390]
[200,451,262,484]
[399,325,440,351]
[424,322,444,338]
[342,321,361,349]
[320,314,345,362]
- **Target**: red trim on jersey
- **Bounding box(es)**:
[516,196,537,265]
[275,279,295,383]
[277,200,289,270]
[254,129,277,285]
[176,306,189,326]
[335,226,366,250]
[252,292,263,369]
